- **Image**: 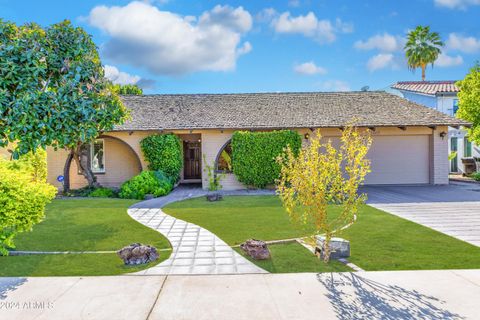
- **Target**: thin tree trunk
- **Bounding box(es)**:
[70,144,98,188]
[421,64,426,81]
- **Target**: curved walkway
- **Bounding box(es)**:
[129,186,273,275]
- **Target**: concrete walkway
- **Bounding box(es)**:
[1,269,479,319]
[364,183,480,247]
[129,186,273,275]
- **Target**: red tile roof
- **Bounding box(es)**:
[392,81,459,95]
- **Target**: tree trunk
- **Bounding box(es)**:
[71,144,99,188]
[421,64,426,81]
[322,233,332,263]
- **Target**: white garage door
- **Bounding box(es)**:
[365,135,430,185]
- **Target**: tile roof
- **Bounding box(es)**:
[392,81,460,95]
[114,91,469,131]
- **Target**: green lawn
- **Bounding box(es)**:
[164,195,480,271]
[0,198,171,276]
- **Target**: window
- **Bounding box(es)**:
[450,137,458,172]
[91,139,105,173]
[453,99,459,116]
[464,137,472,158]
[216,141,233,172]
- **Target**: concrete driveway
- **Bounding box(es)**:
[363,182,480,247]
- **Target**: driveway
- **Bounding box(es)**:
[1,270,480,319]
[363,182,480,247]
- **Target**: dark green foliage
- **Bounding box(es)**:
[111,84,143,95]
[140,134,183,182]
[119,171,173,200]
[88,187,116,198]
[231,130,302,188]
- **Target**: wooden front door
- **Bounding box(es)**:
[183,141,201,179]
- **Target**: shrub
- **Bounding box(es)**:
[0,157,57,255]
[140,134,183,182]
[232,130,302,188]
[472,172,480,181]
[119,171,173,200]
[88,187,116,198]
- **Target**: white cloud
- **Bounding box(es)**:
[436,53,463,67]
[367,53,395,71]
[294,61,327,75]
[288,0,301,7]
[104,65,141,85]
[88,1,252,75]
[354,33,404,52]
[271,12,352,44]
[446,33,480,53]
[434,0,480,9]
[319,80,350,92]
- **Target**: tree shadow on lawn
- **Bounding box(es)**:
[0,278,27,300]
[317,272,464,320]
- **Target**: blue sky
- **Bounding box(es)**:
[2,0,480,93]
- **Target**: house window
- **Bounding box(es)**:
[91,139,105,173]
[216,141,233,172]
[453,99,459,115]
[450,137,458,172]
[464,137,472,158]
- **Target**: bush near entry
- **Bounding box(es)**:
[140,134,183,182]
[232,130,302,188]
[119,171,173,200]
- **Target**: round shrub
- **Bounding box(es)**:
[0,158,57,255]
[119,171,173,200]
[140,134,183,182]
[232,130,302,188]
[88,187,116,198]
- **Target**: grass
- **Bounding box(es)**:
[0,198,171,276]
[164,195,480,272]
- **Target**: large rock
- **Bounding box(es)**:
[315,236,350,260]
[240,239,271,260]
[117,243,159,265]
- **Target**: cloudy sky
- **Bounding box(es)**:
[2,0,480,93]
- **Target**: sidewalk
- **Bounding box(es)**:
[1,269,479,319]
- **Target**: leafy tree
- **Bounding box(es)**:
[404,26,444,81]
[0,19,128,189]
[276,125,372,262]
[457,63,480,144]
[112,84,143,95]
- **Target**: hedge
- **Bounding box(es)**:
[140,134,183,182]
[231,130,302,188]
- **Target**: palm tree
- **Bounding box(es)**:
[404,26,444,81]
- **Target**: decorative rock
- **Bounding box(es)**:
[144,194,155,200]
[206,193,223,202]
[240,239,271,260]
[117,243,159,265]
[315,236,350,260]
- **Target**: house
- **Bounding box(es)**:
[42,91,468,191]
[392,81,479,173]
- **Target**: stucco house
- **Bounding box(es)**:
[42,91,468,191]
[392,81,480,174]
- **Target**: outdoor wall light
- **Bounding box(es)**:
[304,133,310,140]
[439,131,447,139]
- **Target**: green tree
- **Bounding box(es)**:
[457,63,480,144]
[0,19,128,189]
[112,84,143,95]
[404,26,444,81]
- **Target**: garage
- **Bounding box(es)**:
[365,135,430,185]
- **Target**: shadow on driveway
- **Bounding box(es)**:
[0,278,27,300]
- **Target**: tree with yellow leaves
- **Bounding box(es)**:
[276,125,372,262]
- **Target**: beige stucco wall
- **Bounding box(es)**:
[45,125,450,191]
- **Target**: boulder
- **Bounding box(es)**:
[315,236,350,260]
[240,239,271,260]
[117,243,159,265]
[206,193,223,202]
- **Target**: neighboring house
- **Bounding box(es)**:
[392,81,480,174]
[38,91,467,190]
